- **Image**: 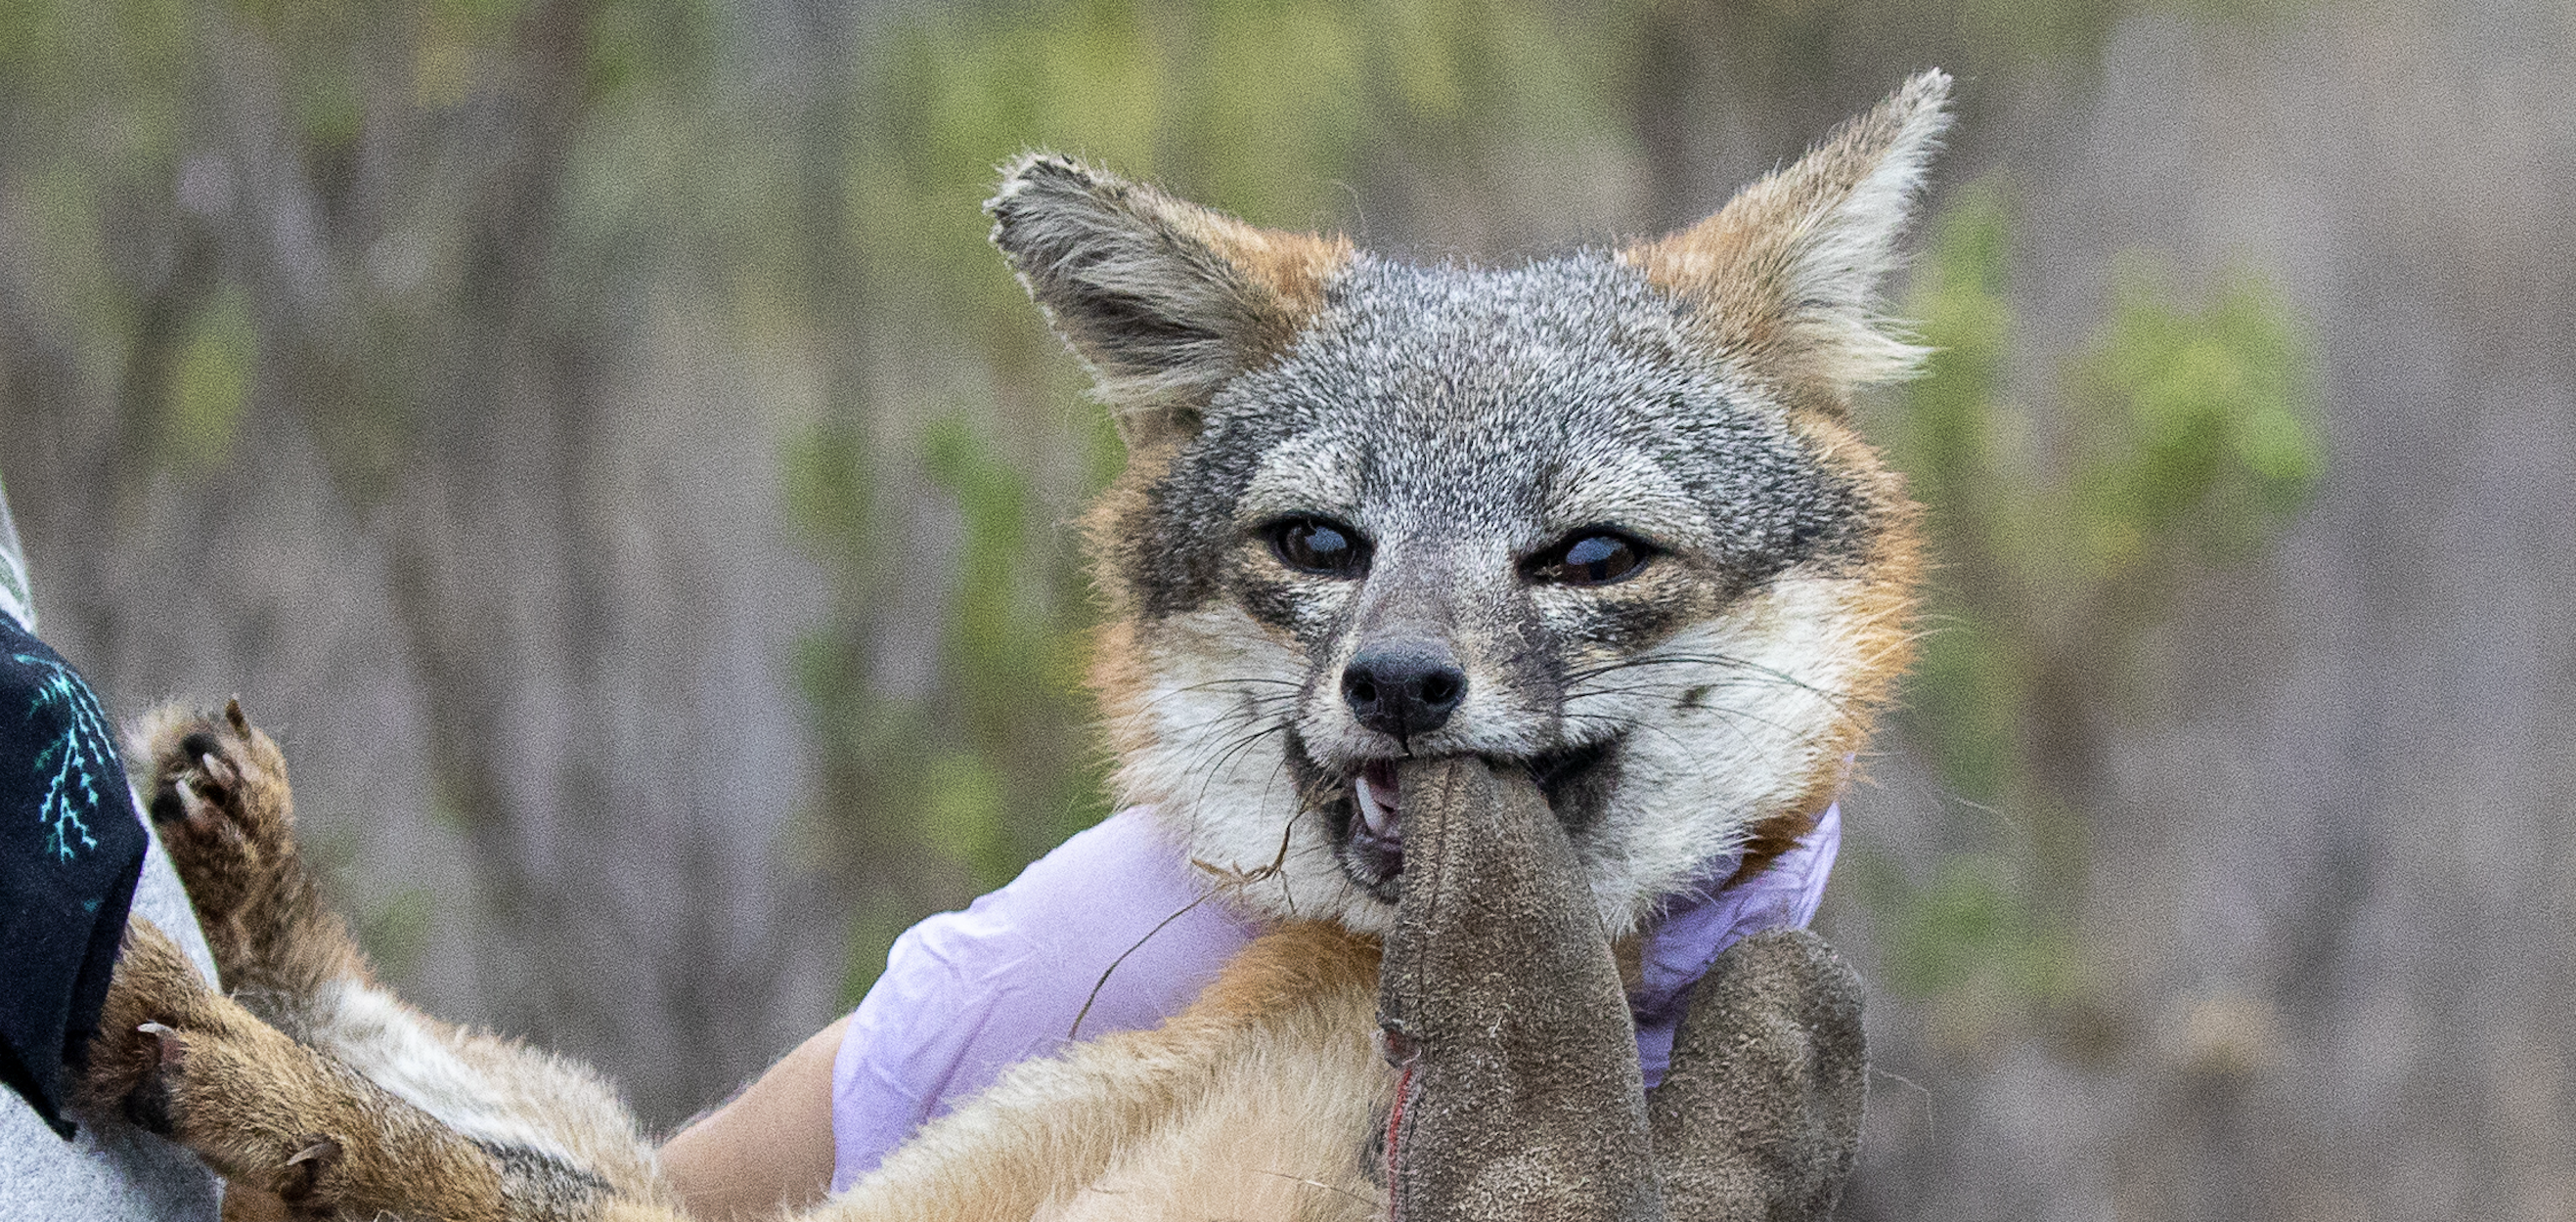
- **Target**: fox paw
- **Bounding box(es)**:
[85,920,223,1134]
[134,698,297,935]
[89,923,355,1214]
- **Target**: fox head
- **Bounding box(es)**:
[991,71,1946,938]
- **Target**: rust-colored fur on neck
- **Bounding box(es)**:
[1730,411,1925,886]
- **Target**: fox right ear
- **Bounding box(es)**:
[1622,69,1953,415]
[989,155,1352,448]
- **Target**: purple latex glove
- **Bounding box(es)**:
[830,804,1841,1189]
[1629,801,1843,1084]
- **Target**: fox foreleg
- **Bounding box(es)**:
[131,699,371,1016]
[119,702,672,1220]
[83,919,535,1222]
[821,923,1389,1222]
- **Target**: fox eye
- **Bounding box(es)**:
[1268,517,1371,578]
[1526,531,1652,587]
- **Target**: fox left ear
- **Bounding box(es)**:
[989,154,1354,448]
[1623,69,1953,414]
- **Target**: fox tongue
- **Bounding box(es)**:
[1358,761,1401,840]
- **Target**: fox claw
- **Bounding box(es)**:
[132,700,297,938]
[136,1021,188,1069]
[284,1138,338,1167]
[280,1137,343,1203]
[84,925,215,1137]
[194,749,239,800]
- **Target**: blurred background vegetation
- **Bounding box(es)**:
[5,0,2572,1217]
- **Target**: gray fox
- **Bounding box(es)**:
[81,68,1949,1222]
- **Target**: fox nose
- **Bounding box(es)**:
[1342,642,1467,742]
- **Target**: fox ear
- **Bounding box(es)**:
[1623,69,1953,413]
[989,154,1353,447]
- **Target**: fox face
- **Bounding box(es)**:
[996,72,1947,937]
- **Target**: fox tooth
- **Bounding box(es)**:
[1356,763,1399,838]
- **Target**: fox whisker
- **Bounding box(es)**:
[1554,700,1807,752]
[1555,709,1700,757]
[1148,686,1302,744]
[1136,680,1304,721]
[1566,652,1858,717]
[1184,722,1295,817]
[1559,675,1810,706]
[1561,699,1837,755]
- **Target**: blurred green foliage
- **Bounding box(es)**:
[2074,258,2322,566]
[1861,180,2320,1047]
[1854,852,2073,1003]
[838,0,1649,362]
[163,289,254,471]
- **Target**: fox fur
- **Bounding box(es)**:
[81,69,1950,1222]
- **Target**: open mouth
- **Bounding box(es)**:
[1323,736,1621,902]
[1340,760,1406,889]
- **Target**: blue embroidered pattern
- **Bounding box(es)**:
[16,652,112,861]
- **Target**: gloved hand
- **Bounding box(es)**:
[1375,757,1865,1222]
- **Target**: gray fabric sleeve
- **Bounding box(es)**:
[0,472,33,634]
[0,803,224,1220]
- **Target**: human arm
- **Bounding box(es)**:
[658,1015,848,1221]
